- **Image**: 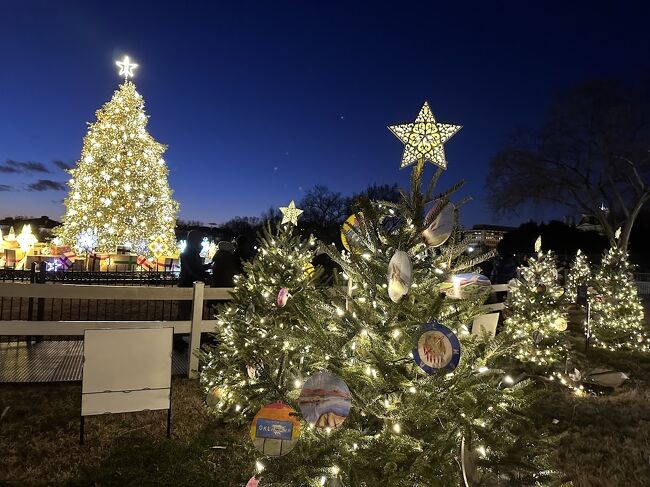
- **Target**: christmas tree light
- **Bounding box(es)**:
[54,56,178,258]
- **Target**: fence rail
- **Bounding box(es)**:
[0,282,231,379]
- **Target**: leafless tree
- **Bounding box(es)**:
[487,79,650,251]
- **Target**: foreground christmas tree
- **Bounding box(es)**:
[54,56,178,256]
[504,238,568,369]
[201,103,555,485]
[565,249,590,303]
[589,244,647,352]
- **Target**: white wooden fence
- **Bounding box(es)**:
[0,281,231,379]
[0,281,510,380]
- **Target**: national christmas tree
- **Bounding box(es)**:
[54,57,178,257]
[565,249,591,303]
[201,103,555,485]
[589,245,647,352]
[504,238,569,369]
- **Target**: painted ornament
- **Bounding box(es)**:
[412,322,461,374]
[250,402,301,457]
[276,288,289,307]
[441,273,491,299]
[245,302,256,322]
[298,371,351,430]
[246,361,259,379]
[387,250,412,302]
[422,201,454,247]
[340,213,367,253]
[553,316,568,332]
[532,330,543,344]
[304,262,316,278]
[246,476,260,487]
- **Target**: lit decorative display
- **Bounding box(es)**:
[53,57,178,258]
[76,228,98,254]
[115,55,138,79]
[388,101,461,169]
[148,236,168,259]
[16,224,37,252]
[279,200,303,226]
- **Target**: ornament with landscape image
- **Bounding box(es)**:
[532,330,543,344]
[250,402,301,457]
[422,200,454,247]
[412,321,461,374]
[387,250,412,302]
[298,371,352,430]
[553,316,568,332]
[340,213,367,253]
[276,288,289,307]
[440,273,491,299]
[206,386,224,407]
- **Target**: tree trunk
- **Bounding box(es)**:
[618,192,650,252]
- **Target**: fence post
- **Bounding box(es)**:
[187,281,205,379]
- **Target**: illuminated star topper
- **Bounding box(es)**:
[116,55,138,79]
[279,200,303,226]
[388,101,462,170]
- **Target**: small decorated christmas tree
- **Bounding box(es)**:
[200,103,556,485]
[504,237,569,369]
[566,249,591,303]
[54,56,178,257]
[589,246,647,351]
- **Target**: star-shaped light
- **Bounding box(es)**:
[388,101,461,169]
[116,55,138,79]
[279,200,303,226]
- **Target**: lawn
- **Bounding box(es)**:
[2,334,650,486]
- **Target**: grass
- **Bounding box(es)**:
[2,319,650,485]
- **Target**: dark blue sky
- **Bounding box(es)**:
[1,1,648,226]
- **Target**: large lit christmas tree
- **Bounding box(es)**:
[201,103,555,485]
[504,238,569,369]
[589,245,647,352]
[54,56,178,257]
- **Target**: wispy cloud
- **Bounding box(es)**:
[0,184,13,191]
[0,159,50,173]
[53,160,74,171]
[27,179,66,191]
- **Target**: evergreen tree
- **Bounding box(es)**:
[589,247,647,351]
[54,65,178,257]
[505,242,569,369]
[566,249,591,303]
[201,164,556,486]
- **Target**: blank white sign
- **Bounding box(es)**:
[82,327,172,416]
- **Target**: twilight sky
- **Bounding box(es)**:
[1,1,648,226]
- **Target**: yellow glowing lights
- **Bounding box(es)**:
[388,101,461,169]
[16,224,37,252]
[116,55,138,79]
[279,200,303,226]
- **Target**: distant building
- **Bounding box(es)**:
[576,214,605,235]
[463,224,515,251]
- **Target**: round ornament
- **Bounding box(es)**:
[553,317,568,332]
[340,213,366,253]
[246,477,260,487]
[387,250,413,303]
[422,201,455,247]
[536,284,547,294]
[206,386,224,407]
[276,288,289,307]
[412,322,461,373]
[532,330,543,344]
[304,262,316,278]
[250,402,301,457]
[441,273,491,300]
[245,302,256,321]
[246,361,259,379]
[298,371,351,430]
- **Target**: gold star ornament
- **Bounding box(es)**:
[279,200,303,226]
[116,55,138,80]
[388,101,461,170]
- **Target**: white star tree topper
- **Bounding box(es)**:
[116,55,138,79]
[388,101,461,169]
[279,200,303,226]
